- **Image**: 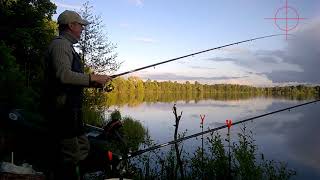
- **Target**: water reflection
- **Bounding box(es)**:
[108,97,320,179]
[252,101,320,179]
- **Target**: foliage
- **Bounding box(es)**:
[82,106,104,127]
[121,116,146,151]
[78,1,120,74]
[125,129,160,179]
[0,0,57,112]
[83,89,108,126]
[110,109,121,121]
[232,126,262,179]
[190,132,229,179]
[0,41,26,108]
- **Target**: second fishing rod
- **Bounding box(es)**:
[88,99,320,161]
[122,99,320,159]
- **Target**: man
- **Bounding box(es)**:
[44,10,112,179]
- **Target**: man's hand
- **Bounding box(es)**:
[90,74,113,88]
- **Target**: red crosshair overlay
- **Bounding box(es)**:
[265,0,307,40]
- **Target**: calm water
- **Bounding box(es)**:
[108,97,320,179]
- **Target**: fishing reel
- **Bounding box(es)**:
[102,75,117,92]
[97,82,114,93]
[103,82,114,92]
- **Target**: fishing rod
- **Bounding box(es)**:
[101,34,284,92]
[98,34,284,92]
[120,99,320,159]
[109,34,283,79]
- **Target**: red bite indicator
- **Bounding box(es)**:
[226,119,232,129]
[200,115,206,124]
[107,151,113,161]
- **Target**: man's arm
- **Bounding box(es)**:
[50,40,112,88]
[50,40,90,86]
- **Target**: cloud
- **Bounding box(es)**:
[203,18,320,84]
[207,55,302,74]
[132,37,156,43]
[253,19,320,83]
[206,57,236,62]
[132,69,274,86]
[51,1,81,10]
[177,61,188,64]
[273,18,320,83]
[189,65,216,70]
[245,71,265,76]
[128,0,144,7]
[137,72,247,81]
[221,47,251,54]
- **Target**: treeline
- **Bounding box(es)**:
[110,77,319,95]
[104,77,319,106]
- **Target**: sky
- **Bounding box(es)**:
[51,0,320,86]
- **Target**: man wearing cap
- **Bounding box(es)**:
[44,10,111,179]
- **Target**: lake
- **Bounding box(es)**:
[108,97,320,179]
